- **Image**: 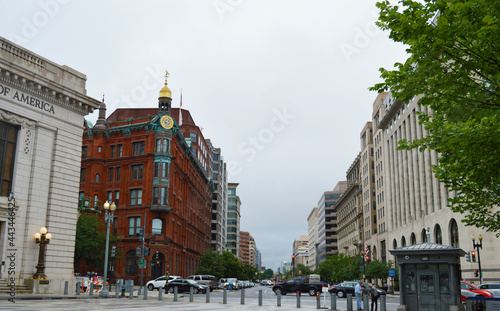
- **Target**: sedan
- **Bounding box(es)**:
[460,281,493,301]
[165,279,208,294]
[329,281,386,298]
[478,283,500,297]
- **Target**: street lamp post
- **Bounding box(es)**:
[100,200,116,297]
[33,227,52,279]
[471,234,483,283]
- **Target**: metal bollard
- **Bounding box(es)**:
[223,288,227,304]
[363,295,369,310]
[381,295,386,311]
[206,288,210,303]
[76,282,81,295]
[115,281,120,298]
[64,281,68,295]
[347,294,353,311]
[259,289,263,306]
[159,286,163,301]
[174,286,178,301]
[316,293,321,309]
[189,287,193,302]
[143,286,148,300]
[241,288,245,304]
[297,291,301,308]
[277,291,281,307]
[89,283,94,296]
[129,283,133,299]
[331,292,337,310]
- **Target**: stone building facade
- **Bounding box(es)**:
[0,37,100,294]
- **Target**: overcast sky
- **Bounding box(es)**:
[2,0,408,272]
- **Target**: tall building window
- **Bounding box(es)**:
[132,141,145,155]
[435,225,442,244]
[108,167,114,182]
[81,146,88,159]
[155,138,169,153]
[131,164,143,180]
[154,162,167,178]
[128,216,141,237]
[110,145,116,158]
[125,250,138,275]
[0,121,18,196]
[130,189,142,206]
[450,219,459,248]
[152,218,163,235]
[117,144,123,157]
[107,191,112,203]
[116,167,121,181]
[153,187,168,205]
[80,168,86,183]
[115,190,120,206]
[95,174,100,182]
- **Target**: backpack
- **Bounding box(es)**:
[371,288,379,297]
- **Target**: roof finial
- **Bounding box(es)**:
[159,70,172,98]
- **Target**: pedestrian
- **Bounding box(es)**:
[383,282,388,293]
[355,281,363,310]
[369,284,380,311]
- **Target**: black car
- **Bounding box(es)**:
[328,281,386,298]
[165,278,208,294]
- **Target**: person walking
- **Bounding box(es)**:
[369,284,380,311]
[355,281,363,310]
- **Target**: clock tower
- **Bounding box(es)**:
[158,70,172,116]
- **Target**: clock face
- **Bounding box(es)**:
[160,115,174,130]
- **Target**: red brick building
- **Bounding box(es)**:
[78,73,212,283]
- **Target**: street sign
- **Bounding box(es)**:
[138,258,146,268]
[389,269,396,277]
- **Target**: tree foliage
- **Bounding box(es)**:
[318,253,362,284]
[196,250,256,280]
[365,259,393,281]
[195,249,223,279]
[371,0,500,235]
[261,268,274,279]
[74,213,120,273]
[296,263,313,276]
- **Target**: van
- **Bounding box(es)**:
[187,275,217,291]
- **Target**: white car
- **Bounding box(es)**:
[146,275,181,291]
[478,283,500,297]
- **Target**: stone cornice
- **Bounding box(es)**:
[0,108,36,128]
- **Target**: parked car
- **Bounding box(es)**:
[478,283,500,297]
[165,278,208,294]
[460,281,493,301]
[223,278,239,290]
[146,275,181,291]
[187,275,217,291]
[272,276,324,296]
[328,281,386,298]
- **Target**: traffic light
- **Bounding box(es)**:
[136,246,141,257]
[471,251,476,262]
[465,251,471,262]
[144,247,150,257]
[111,246,117,257]
[366,255,371,263]
[474,270,479,277]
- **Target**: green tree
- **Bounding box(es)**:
[241,264,257,280]
[371,0,500,235]
[262,268,274,279]
[195,249,223,279]
[318,253,362,284]
[296,264,312,276]
[220,251,243,278]
[365,259,393,281]
[74,214,120,273]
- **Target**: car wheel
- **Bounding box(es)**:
[274,288,282,295]
[337,291,345,298]
[147,284,154,291]
[193,288,199,294]
[309,288,317,296]
[168,287,174,294]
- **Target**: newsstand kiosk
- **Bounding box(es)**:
[390,241,465,311]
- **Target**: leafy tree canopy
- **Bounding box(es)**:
[371,0,500,235]
[318,253,362,284]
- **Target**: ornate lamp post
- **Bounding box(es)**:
[99,200,116,297]
[471,234,483,283]
[33,227,52,279]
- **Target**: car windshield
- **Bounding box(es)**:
[187,279,198,285]
[227,278,237,283]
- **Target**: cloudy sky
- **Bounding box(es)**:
[2,0,408,272]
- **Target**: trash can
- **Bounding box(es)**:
[228,283,233,291]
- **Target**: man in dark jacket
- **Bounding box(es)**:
[369,284,380,311]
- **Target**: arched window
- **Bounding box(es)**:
[393,239,397,249]
[435,224,443,244]
[410,233,416,245]
[421,228,427,243]
[450,219,459,248]
[95,174,100,182]
[125,250,138,275]
[152,218,163,235]
[401,236,407,247]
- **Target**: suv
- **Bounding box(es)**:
[187,275,217,291]
[146,275,182,291]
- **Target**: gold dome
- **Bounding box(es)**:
[159,70,172,98]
